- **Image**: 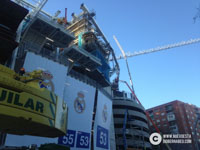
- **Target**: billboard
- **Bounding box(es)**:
[94,91,112,150]
[5,52,68,146]
[58,75,96,150]
[22,52,67,98]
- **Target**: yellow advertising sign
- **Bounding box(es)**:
[0,87,55,119]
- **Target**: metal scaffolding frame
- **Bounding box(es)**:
[67,3,120,78]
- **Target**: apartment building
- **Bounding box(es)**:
[147,100,200,150]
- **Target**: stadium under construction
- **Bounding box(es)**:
[0,0,155,150]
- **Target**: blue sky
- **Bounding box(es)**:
[42,0,200,109]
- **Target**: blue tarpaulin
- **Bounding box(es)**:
[91,50,110,82]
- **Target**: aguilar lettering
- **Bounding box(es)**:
[0,89,44,113]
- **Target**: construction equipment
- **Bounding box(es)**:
[114,38,200,60]
[112,34,200,150]
[0,64,68,137]
[113,35,134,92]
[0,0,68,138]
[64,3,119,87]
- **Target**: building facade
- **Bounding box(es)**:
[113,90,152,150]
[147,100,200,150]
[0,1,119,149]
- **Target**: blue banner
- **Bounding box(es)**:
[76,131,90,148]
[96,125,109,149]
[58,130,76,147]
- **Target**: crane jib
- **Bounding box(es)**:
[113,38,200,60]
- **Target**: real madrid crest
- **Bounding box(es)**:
[38,70,55,92]
[102,104,108,122]
[74,92,86,113]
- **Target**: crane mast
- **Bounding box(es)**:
[113,35,134,92]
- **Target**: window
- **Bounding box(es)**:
[150,115,154,119]
[157,120,160,123]
[191,126,193,129]
[148,110,153,114]
[183,120,186,124]
[170,126,177,130]
[167,113,175,121]
[164,124,168,127]
[192,132,194,135]
[162,118,166,121]
[155,112,160,115]
[197,133,199,136]
[169,121,176,126]
[160,107,164,111]
[161,112,165,116]
[169,125,179,134]
[165,105,173,111]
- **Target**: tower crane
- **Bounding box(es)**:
[112,36,200,93]
[112,36,200,150]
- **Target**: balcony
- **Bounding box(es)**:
[59,45,101,71]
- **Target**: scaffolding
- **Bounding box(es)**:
[65,3,119,87]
